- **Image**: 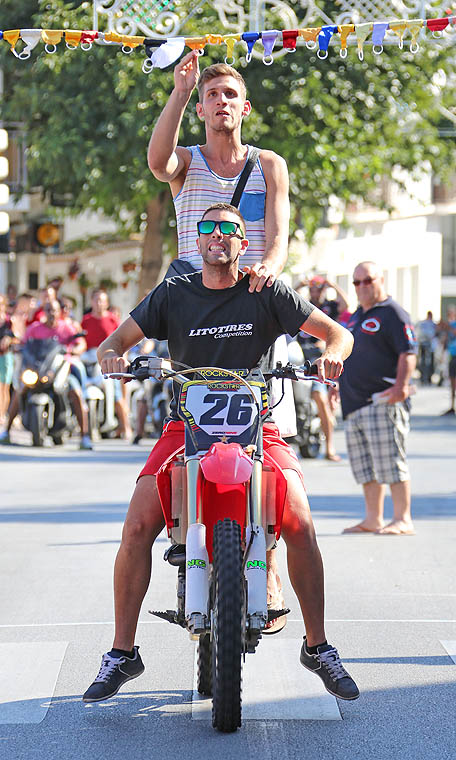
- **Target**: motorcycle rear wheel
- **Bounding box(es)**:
[299,435,321,459]
[211,518,243,732]
[30,405,46,447]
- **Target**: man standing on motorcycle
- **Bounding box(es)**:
[0,300,92,449]
[83,204,360,704]
[148,52,291,629]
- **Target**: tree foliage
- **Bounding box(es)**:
[1,0,455,281]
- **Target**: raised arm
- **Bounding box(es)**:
[97,317,146,375]
[325,278,349,314]
[147,51,200,185]
[301,308,354,381]
[244,150,290,292]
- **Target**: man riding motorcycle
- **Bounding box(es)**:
[0,299,92,449]
[83,204,359,704]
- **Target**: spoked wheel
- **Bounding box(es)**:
[211,518,243,733]
[197,633,212,696]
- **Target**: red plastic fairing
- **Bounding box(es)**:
[156,447,288,562]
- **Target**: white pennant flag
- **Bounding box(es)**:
[150,37,186,69]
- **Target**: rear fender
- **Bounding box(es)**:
[27,393,52,406]
[85,385,104,401]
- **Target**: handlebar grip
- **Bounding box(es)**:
[304,360,320,376]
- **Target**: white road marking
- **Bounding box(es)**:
[440,641,456,664]
[1,618,456,629]
[192,639,341,722]
[0,641,68,724]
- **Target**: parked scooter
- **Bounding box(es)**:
[18,335,82,446]
[287,339,322,458]
[129,340,171,441]
[81,348,117,439]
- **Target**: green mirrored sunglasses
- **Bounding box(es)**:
[197,219,244,237]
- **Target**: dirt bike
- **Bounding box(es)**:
[106,357,335,732]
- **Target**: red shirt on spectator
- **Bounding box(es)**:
[81,312,119,350]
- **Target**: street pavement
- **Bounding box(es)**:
[0,385,455,760]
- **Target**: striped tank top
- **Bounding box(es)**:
[173,145,267,271]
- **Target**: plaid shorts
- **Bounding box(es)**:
[345,402,410,485]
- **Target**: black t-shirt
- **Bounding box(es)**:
[338,297,417,418]
[131,272,314,417]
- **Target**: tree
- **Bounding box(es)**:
[1,0,455,288]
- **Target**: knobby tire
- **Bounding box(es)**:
[212,518,243,732]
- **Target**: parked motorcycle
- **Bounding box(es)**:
[81,348,117,439]
[287,339,322,458]
[18,335,83,446]
[106,356,334,732]
[128,340,171,439]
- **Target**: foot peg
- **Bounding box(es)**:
[149,609,186,628]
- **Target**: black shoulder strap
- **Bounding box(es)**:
[230,147,260,208]
[164,257,196,279]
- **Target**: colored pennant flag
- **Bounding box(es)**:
[242,31,260,62]
[261,30,279,64]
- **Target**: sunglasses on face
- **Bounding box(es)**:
[197,219,244,237]
[353,276,377,287]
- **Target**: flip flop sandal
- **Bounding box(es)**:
[263,606,290,635]
[342,524,380,534]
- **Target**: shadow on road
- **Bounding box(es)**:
[0,493,454,524]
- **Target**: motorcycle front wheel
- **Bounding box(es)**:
[30,405,46,447]
[211,518,243,732]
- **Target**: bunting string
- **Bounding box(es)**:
[0,18,455,71]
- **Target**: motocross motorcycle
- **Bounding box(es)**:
[18,335,82,446]
[107,356,335,732]
[287,339,322,458]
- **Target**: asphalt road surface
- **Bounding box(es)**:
[1,386,455,760]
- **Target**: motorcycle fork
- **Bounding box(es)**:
[184,457,210,637]
[244,460,268,633]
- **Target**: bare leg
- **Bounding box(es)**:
[378,480,414,534]
[450,376,456,410]
[113,475,164,650]
[135,399,147,438]
[343,480,385,533]
[115,398,132,439]
[266,549,283,607]
[281,470,326,647]
[0,382,10,423]
[312,390,339,460]
[5,390,20,432]
[69,388,89,435]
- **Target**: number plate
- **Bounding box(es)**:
[179,375,267,438]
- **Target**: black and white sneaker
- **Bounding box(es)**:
[82,646,145,702]
[300,637,360,700]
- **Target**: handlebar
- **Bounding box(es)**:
[103,357,338,388]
